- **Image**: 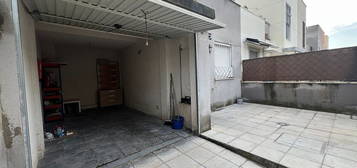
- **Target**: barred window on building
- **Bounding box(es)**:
[265,22,271,40]
[286,3,292,40]
[214,42,234,80]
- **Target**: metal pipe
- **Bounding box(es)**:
[194,33,201,134]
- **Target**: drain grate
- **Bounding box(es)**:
[276,122,290,127]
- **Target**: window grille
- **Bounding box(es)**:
[214,42,234,80]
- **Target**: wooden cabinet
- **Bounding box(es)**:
[97,59,122,107]
[99,89,122,107]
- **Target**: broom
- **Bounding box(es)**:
[164,73,178,126]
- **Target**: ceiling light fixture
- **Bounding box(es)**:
[113,24,123,29]
[141,10,149,46]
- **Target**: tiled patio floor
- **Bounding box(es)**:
[115,136,263,168]
[202,103,357,168]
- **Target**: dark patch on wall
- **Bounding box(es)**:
[0,85,4,113]
[243,83,357,115]
[200,115,211,132]
[163,0,216,19]
[2,114,22,149]
[14,127,22,136]
[327,84,339,104]
[211,98,236,111]
[264,84,277,103]
[1,85,22,149]
[2,113,13,148]
[246,99,356,115]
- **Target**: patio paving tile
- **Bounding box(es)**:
[132,154,163,168]
[166,154,201,168]
[203,156,239,168]
[229,138,258,152]
[323,154,357,168]
[201,141,226,154]
[260,139,290,153]
[251,146,285,163]
[293,137,326,152]
[186,146,216,164]
[280,154,321,168]
[287,147,324,163]
[239,133,267,144]
[326,146,357,162]
[219,149,247,166]
[241,161,264,168]
[153,147,182,162]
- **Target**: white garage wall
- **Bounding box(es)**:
[18,2,44,167]
[121,36,197,130]
[0,0,30,167]
[164,35,196,130]
[40,43,119,109]
[121,40,165,118]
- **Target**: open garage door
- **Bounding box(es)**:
[24,0,225,38]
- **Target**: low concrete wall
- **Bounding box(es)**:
[242,82,357,114]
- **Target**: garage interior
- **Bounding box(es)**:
[16,0,225,167]
[36,23,202,167]
[36,22,196,168]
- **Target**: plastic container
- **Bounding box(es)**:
[172,116,184,130]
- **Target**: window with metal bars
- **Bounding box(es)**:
[286,3,292,40]
[214,42,234,80]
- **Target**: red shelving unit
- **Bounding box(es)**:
[43,95,62,100]
[43,88,61,92]
[44,104,62,110]
[40,62,64,122]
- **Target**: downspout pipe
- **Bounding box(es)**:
[194,33,201,134]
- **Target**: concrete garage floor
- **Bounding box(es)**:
[39,107,262,168]
[39,107,187,168]
[202,103,357,168]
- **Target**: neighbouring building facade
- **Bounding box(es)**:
[236,0,307,60]
[307,25,329,51]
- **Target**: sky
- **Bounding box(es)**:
[304,0,357,49]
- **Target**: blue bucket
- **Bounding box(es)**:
[172,116,184,130]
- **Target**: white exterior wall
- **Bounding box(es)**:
[235,0,284,51]
[196,0,241,131]
[297,0,307,49]
[240,8,266,60]
[284,0,306,51]
[235,0,306,56]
